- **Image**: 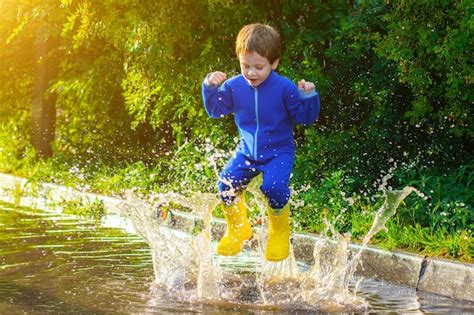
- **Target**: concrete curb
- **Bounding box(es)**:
[0,173,472,302]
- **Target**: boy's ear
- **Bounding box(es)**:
[271,58,280,70]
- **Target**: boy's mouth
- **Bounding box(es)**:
[247,78,259,86]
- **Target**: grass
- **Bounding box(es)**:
[0,146,472,262]
[375,223,473,261]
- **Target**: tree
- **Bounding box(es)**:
[31,24,59,158]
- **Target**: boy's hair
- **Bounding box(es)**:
[235,23,281,64]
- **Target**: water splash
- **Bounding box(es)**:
[345,187,425,286]
[363,186,424,245]
[120,191,221,302]
[118,179,422,312]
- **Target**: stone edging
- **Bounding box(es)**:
[0,173,472,302]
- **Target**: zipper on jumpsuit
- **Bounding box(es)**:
[253,87,259,161]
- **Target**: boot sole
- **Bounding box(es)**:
[264,252,289,262]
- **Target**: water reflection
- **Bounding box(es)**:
[0,201,155,314]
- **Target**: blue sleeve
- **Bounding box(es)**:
[201,79,234,118]
[284,83,320,126]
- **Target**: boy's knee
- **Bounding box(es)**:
[217,178,246,205]
[260,183,290,209]
[217,180,235,205]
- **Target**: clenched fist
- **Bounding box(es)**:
[298,79,315,93]
[206,71,227,87]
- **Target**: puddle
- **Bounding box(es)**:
[1,201,473,313]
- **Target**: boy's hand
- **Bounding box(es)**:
[206,71,227,87]
[298,79,315,93]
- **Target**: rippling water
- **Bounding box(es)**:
[0,201,472,313]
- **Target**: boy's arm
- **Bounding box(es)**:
[202,72,234,118]
[285,81,320,126]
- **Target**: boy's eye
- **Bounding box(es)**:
[256,67,263,70]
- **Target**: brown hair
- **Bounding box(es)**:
[235,23,281,64]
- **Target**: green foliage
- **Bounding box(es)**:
[1,0,472,260]
[61,198,106,222]
[375,1,473,136]
[292,170,354,234]
[394,162,474,234]
[0,121,38,177]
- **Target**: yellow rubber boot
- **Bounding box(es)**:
[217,194,252,256]
[264,204,290,262]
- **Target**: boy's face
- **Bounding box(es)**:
[239,52,279,87]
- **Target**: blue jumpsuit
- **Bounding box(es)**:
[202,70,320,209]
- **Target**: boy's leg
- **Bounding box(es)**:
[217,152,259,256]
[259,154,294,261]
[259,153,294,210]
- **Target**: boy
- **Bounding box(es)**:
[202,23,320,262]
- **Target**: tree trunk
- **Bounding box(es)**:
[31,26,59,158]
